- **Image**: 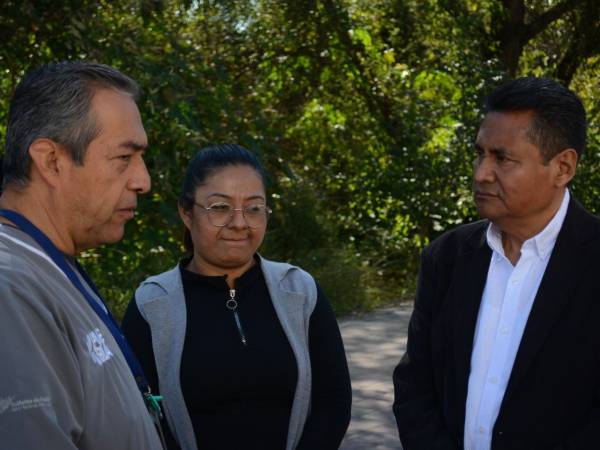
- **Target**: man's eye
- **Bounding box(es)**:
[119,154,132,161]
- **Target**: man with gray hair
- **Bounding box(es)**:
[0,61,163,449]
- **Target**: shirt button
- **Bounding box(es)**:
[511,278,520,284]
[490,376,498,384]
[479,426,486,434]
[500,327,509,335]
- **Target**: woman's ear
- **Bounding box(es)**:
[178,203,193,230]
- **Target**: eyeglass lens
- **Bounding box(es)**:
[207,203,269,228]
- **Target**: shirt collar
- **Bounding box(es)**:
[178,254,262,290]
[486,189,570,261]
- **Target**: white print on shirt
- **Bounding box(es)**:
[0,396,51,414]
[85,328,113,365]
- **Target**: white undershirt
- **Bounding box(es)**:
[463,189,569,450]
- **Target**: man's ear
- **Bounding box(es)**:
[552,148,578,188]
[28,138,68,187]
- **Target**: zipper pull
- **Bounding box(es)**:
[226,289,247,346]
[226,289,238,310]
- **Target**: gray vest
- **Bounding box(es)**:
[134,257,318,450]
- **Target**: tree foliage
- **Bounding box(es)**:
[1,0,599,316]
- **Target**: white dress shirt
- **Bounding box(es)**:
[463,189,570,450]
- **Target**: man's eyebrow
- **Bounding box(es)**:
[474,143,508,154]
[489,146,508,155]
[119,140,147,151]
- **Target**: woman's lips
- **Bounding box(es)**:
[222,238,249,245]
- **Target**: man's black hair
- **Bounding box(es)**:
[485,77,587,161]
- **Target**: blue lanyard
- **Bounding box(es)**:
[0,209,150,395]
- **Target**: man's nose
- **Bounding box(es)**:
[130,155,151,194]
[473,155,495,184]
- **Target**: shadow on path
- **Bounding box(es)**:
[339,304,412,450]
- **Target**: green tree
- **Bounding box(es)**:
[1,0,599,316]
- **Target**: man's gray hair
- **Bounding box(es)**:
[2,61,140,188]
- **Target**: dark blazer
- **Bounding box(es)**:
[393,197,600,450]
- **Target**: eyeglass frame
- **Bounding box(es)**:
[193,201,272,228]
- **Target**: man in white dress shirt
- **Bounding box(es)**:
[393,77,600,449]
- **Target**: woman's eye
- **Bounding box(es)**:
[246,205,264,214]
[211,203,231,211]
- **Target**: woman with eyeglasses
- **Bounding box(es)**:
[122,144,351,450]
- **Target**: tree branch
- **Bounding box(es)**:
[321,0,400,142]
[524,0,578,42]
[555,1,600,84]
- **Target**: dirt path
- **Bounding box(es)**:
[338,304,412,450]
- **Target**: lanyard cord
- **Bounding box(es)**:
[0,209,150,395]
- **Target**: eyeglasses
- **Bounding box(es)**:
[194,202,272,228]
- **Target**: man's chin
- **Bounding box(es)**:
[475,204,498,221]
[98,226,126,246]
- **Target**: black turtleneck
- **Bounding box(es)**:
[122,257,351,450]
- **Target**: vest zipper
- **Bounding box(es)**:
[226,289,247,346]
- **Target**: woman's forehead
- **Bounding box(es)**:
[196,165,265,198]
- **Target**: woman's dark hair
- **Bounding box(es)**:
[179,143,267,252]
